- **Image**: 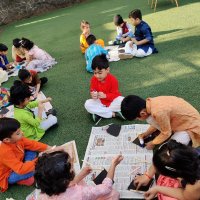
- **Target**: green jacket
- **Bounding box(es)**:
[14,101,45,141]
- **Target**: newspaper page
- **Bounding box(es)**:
[82,124,153,199]
[26,140,80,200]
[37,91,52,112]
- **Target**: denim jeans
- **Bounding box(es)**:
[8,150,37,184]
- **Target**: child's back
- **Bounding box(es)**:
[85,35,108,73]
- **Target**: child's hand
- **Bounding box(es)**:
[129,41,134,48]
[46,97,52,102]
[81,166,93,176]
[98,92,106,99]
[144,187,158,200]
[111,155,124,167]
[91,91,98,99]
[33,92,39,99]
[145,141,155,150]
[38,102,44,110]
[131,38,138,45]
[134,174,151,190]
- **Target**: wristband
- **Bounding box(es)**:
[144,172,152,180]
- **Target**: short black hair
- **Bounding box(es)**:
[13,38,21,48]
[0,118,20,141]
[86,34,96,46]
[113,14,124,26]
[0,43,8,52]
[18,69,31,81]
[35,151,75,196]
[9,80,32,105]
[153,140,200,185]
[121,95,146,120]
[21,37,34,50]
[92,54,109,70]
[129,9,142,20]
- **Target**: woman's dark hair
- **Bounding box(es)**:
[13,38,21,48]
[121,95,146,120]
[0,43,8,51]
[21,37,34,50]
[92,54,109,70]
[129,9,142,20]
[113,14,124,26]
[86,34,96,46]
[0,118,20,141]
[35,151,75,196]
[9,80,32,105]
[153,140,200,185]
[18,69,31,81]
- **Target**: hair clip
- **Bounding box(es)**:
[166,150,170,156]
[165,166,176,172]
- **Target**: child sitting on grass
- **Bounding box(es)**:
[120,9,157,59]
[33,151,123,200]
[9,81,57,141]
[113,14,134,44]
[85,54,125,122]
[85,34,108,73]
[0,43,14,71]
[0,117,63,192]
[12,38,26,63]
[18,69,48,98]
[138,140,200,200]
[80,20,105,54]
[21,38,57,72]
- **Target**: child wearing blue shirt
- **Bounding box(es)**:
[120,9,157,59]
[85,35,108,73]
[0,44,13,70]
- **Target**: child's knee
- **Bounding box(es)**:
[84,99,92,110]
[48,115,57,125]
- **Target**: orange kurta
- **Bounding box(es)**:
[0,137,47,192]
[146,96,200,147]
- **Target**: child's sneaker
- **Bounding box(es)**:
[46,108,57,116]
[17,176,34,186]
[118,53,133,60]
[92,114,102,123]
[115,111,126,120]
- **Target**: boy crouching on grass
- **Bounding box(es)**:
[84,54,125,122]
[0,118,64,192]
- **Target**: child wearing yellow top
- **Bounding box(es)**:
[80,20,105,54]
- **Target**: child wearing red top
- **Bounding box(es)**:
[84,54,125,122]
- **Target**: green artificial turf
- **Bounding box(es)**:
[0,0,200,199]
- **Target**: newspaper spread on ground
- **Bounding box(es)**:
[26,140,80,200]
[82,124,153,199]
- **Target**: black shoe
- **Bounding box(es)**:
[115,111,126,120]
[92,114,102,123]
[46,109,57,116]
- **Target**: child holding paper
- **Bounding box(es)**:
[9,81,57,141]
[121,95,200,149]
[33,151,123,200]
